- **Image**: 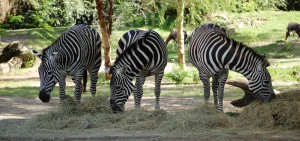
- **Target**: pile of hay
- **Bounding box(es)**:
[236,90,300,129]
[26,90,300,132]
[26,95,232,131]
[158,103,233,132]
[26,94,168,130]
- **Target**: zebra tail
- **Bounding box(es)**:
[137,30,152,45]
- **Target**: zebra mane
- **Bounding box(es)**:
[112,30,152,70]
[42,33,64,55]
[224,35,267,62]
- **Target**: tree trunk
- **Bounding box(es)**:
[0,0,14,23]
[226,80,256,107]
[176,0,185,67]
[95,0,113,79]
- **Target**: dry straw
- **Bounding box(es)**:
[236,90,300,129]
[26,90,300,132]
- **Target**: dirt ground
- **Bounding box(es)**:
[0,60,300,140]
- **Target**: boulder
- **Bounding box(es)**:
[0,57,22,74]
[0,41,35,74]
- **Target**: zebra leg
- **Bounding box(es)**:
[58,76,67,105]
[212,75,219,108]
[82,69,88,93]
[200,74,210,101]
[154,71,164,109]
[217,69,228,112]
[133,75,145,108]
[89,57,101,97]
[73,74,84,105]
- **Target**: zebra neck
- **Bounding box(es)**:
[43,44,60,55]
[114,63,139,78]
[229,58,262,80]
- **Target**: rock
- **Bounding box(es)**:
[0,41,35,73]
[0,57,22,74]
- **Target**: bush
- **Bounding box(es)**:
[8,15,24,29]
[165,65,189,84]
[19,52,36,68]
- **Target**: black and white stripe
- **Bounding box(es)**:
[188,24,275,111]
[109,30,167,112]
[33,24,102,105]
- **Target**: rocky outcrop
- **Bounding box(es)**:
[0,41,35,74]
[0,57,22,74]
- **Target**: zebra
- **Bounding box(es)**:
[33,24,102,105]
[165,29,190,50]
[188,25,275,111]
[193,23,230,110]
[107,30,167,112]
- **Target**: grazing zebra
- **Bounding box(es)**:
[33,24,102,105]
[188,25,275,111]
[195,24,230,110]
[108,30,167,112]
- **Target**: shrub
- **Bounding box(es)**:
[189,68,200,84]
[165,65,189,84]
[8,15,24,29]
[19,52,36,68]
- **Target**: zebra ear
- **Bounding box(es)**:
[32,50,42,59]
[116,65,127,75]
[105,67,112,74]
[50,52,58,62]
[259,59,270,71]
[263,57,270,67]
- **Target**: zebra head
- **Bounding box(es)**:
[33,50,59,103]
[108,65,134,112]
[249,58,275,102]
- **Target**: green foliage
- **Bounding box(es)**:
[19,52,36,68]
[236,29,260,44]
[2,0,96,29]
[165,65,189,84]
[289,66,300,82]
[234,0,286,12]
[285,0,300,10]
[0,28,8,41]
[29,26,56,46]
[8,15,24,29]
[97,72,110,85]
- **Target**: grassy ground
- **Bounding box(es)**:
[1,11,300,98]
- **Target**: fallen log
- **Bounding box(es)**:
[226,80,256,107]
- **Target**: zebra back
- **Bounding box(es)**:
[116,30,147,58]
[112,30,167,75]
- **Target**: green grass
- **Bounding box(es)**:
[229,11,300,43]
[2,11,300,99]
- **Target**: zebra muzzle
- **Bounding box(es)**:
[39,89,51,103]
[110,99,124,113]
